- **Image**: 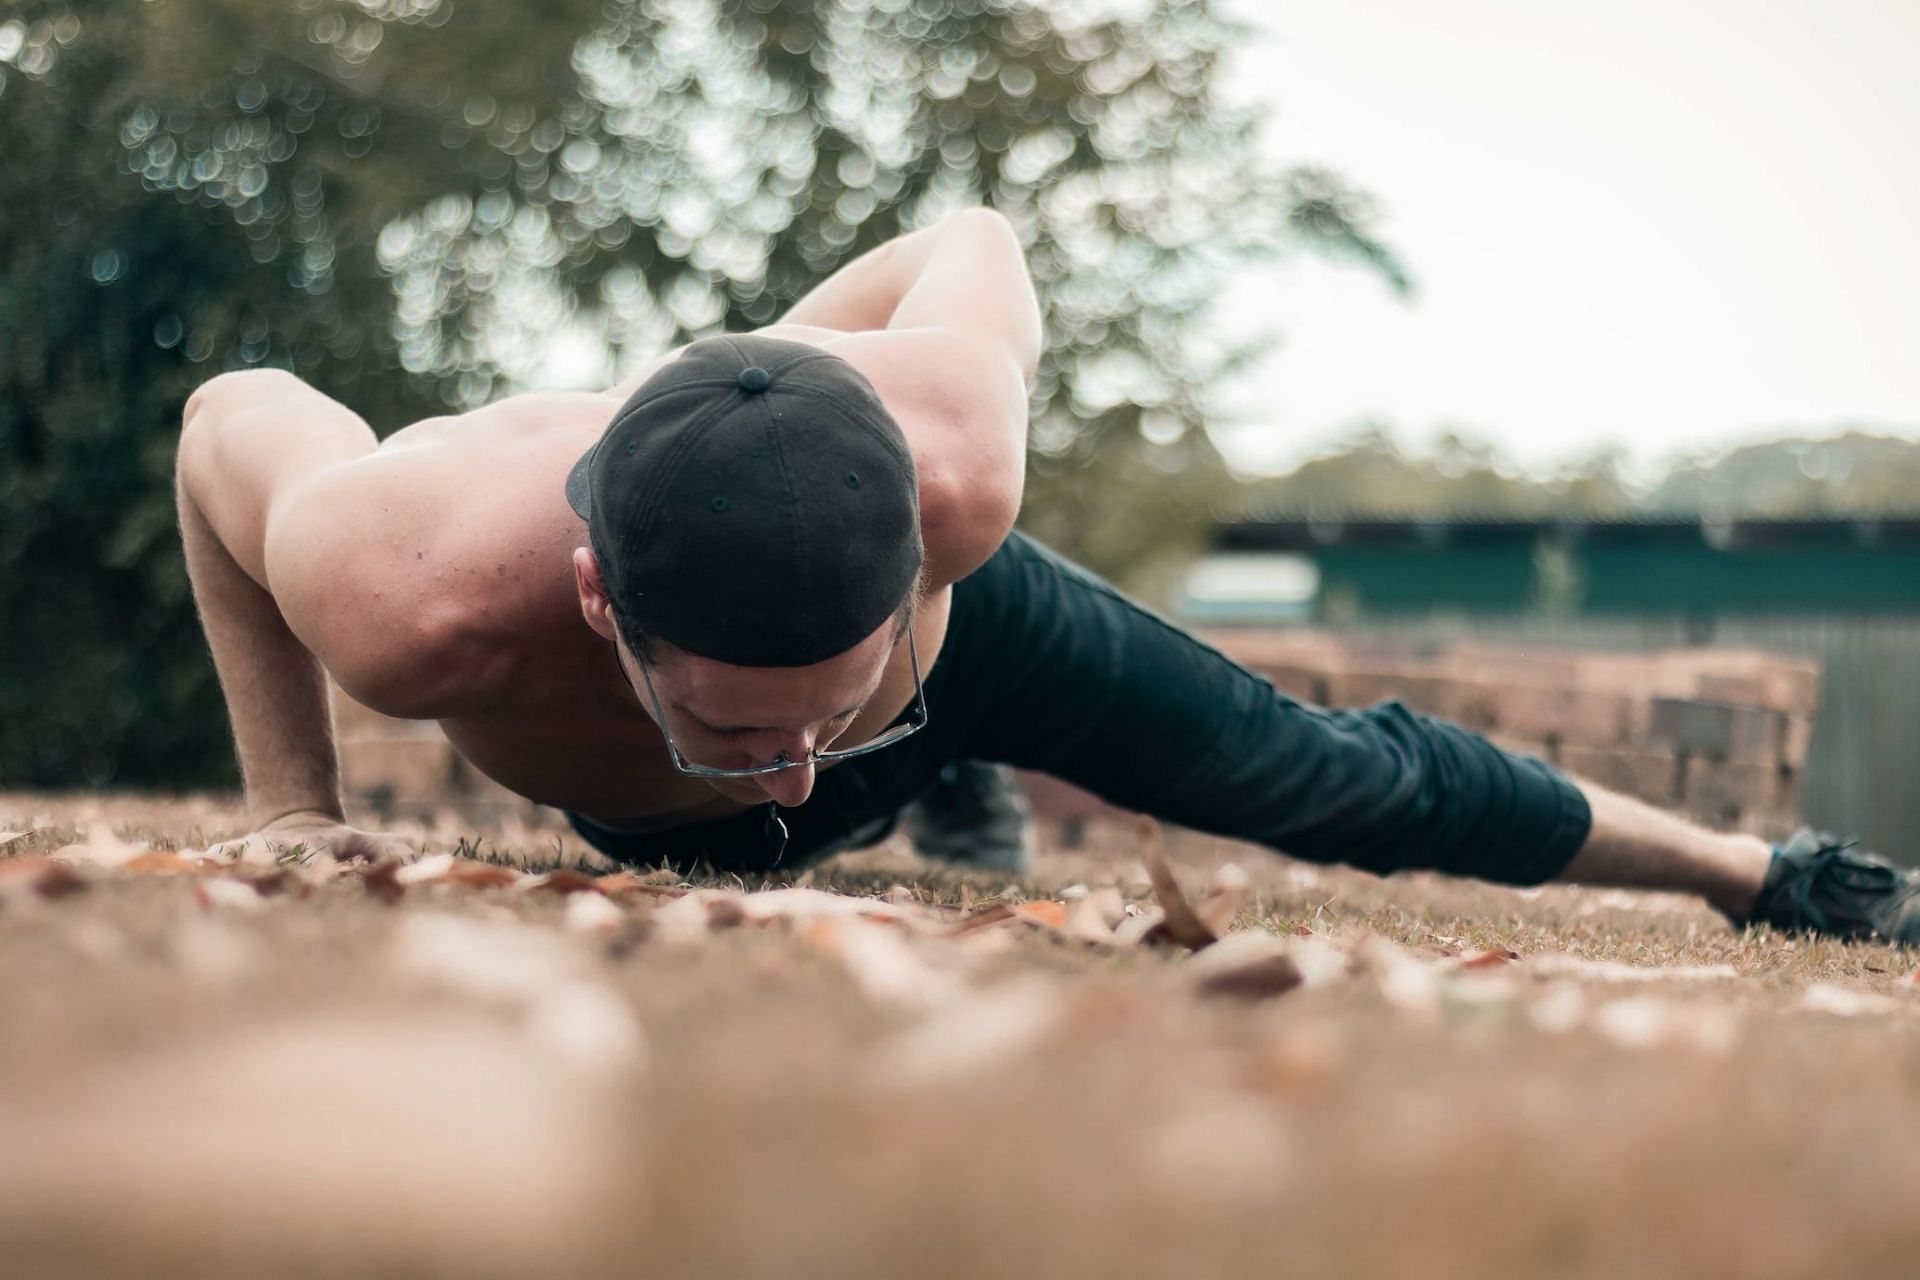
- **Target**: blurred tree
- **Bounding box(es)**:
[1240,424,1633,519]
[1,0,1402,787]
[1646,431,1920,516]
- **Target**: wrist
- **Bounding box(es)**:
[254,802,346,830]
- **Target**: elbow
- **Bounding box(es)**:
[920,460,1023,583]
[183,369,301,434]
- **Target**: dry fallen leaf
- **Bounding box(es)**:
[1187,933,1305,1001]
[364,860,406,904]
[948,903,1017,935]
[0,831,32,850]
[519,869,604,896]
[1136,819,1218,950]
[0,855,88,901]
[1013,900,1069,929]
[120,850,208,876]
[1454,946,1521,971]
[447,862,524,890]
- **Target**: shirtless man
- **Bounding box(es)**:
[176,208,1920,945]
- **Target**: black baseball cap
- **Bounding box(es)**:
[566,334,922,668]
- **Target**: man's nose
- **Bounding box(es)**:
[758,759,816,808]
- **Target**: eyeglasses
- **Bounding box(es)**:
[626,626,929,779]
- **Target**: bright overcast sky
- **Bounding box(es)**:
[1206,0,1920,477]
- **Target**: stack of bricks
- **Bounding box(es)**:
[1021,632,1821,845]
[332,636,1821,844]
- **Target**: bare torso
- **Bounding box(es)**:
[361,324,956,829]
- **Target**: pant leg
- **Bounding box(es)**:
[934,533,1592,886]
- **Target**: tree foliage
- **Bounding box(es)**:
[1,0,1399,787]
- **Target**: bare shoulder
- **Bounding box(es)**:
[266,392,611,717]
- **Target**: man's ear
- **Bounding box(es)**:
[573,547,620,643]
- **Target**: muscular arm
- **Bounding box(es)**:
[781,208,1043,380]
[794,210,1043,583]
[175,371,437,829]
[176,372,376,824]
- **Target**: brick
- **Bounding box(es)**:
[1683,759,1777,829]
[1780,716,1815,770]
[1772,764,1803,817]
[1483,684,1632,748]
[1557,746,1681,806]
[1693,661,1823,716]
[1323,670,1453,716]
[339,737,457,801]
[1646,700,1785,763]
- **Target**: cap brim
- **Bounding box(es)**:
[564,441,596,521]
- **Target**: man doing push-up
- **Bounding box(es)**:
[175,209,1920,945]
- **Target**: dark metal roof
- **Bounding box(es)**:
[1216,513,1920,552]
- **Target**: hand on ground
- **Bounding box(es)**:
[211,810,419,867]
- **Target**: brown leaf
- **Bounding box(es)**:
[705,897,748,930]
[446,862,524,890]
[947,903,1017,935]
[1136,819,1216,950]
[120,851,202,876]
[243,870,305,899]
[364,860,406,904]
[0,855,89,901]
[1013,900,1068,929]
[522,870,602,896]
[1187,933,1307,1001]
[1197,954,1304,1001]
[1455,946,1521,970]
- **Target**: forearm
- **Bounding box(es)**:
[778,224,949,332]
[178,471,344,825]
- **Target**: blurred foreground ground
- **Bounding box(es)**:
[6,792,1920,1279]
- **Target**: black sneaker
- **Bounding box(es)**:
[903,760,1031,873]
[1739,828,1920,946]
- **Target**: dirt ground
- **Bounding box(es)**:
[6,791,1920,1279]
